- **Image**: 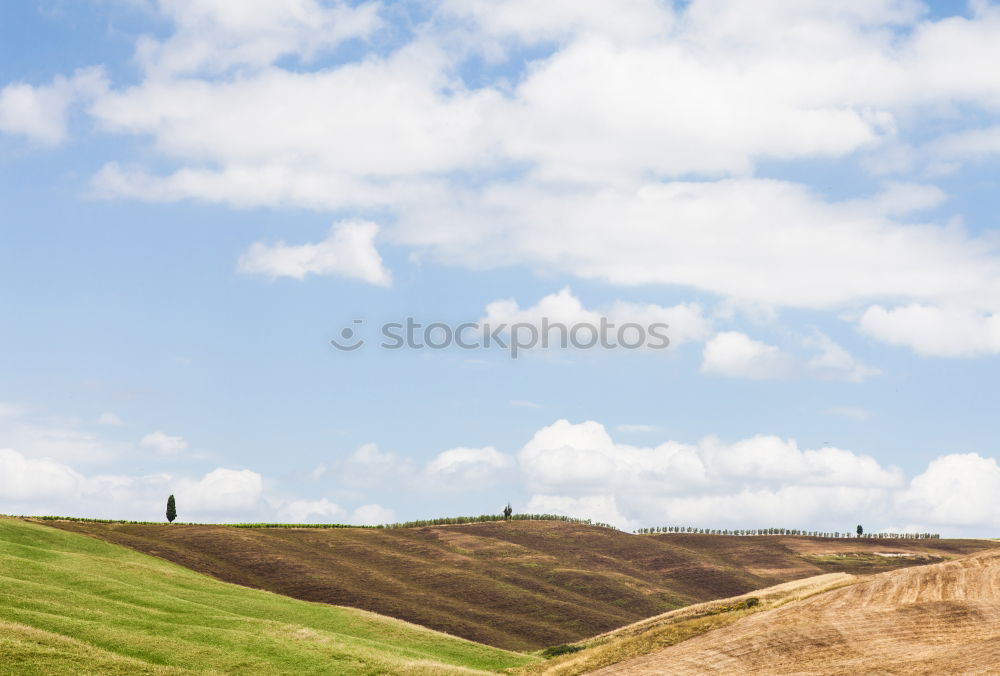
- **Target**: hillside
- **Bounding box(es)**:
[578,549,1000,675]
[39,518,996,651]
[0,517,534,675]
[520,572,859,675]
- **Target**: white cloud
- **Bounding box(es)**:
[0,448,261,522]
[519,419,711,495]
[4,417,1000,534]
[340,442,415,485]
[238,220,391,285]
[0,448,84,501]
[858,304,1000,356]
[804,332,881,382]
[482,287,711,350]
[441,0,673,46]
[174,467,263,516]
[272,498,391,525]
[929,125,1000,162]
[701,331,796,380]
[136,0,382,75]
[275,497,344,523]
[519,419,902,499]
[701,331,878,381]
[514,419,1000,535]
[349,503,395,526]
[895,454,1000,527]
[523,494,634,530]
[140,430,189,455]
[0,67,106,145]
[70,2,1000,335]
[425,446,514,488]
[97,412,124,426]
[399,180,986,312]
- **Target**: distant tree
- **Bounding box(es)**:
[502,503,513,520]
[166,495,177,523]
[856,524,863,538]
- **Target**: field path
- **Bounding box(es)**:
[590,549,1000,675]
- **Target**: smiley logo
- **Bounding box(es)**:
[330,320,365,351]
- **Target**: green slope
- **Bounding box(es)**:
[0,517,535,675]
[39,519,997,651]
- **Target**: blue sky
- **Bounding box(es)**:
[2,0,1000,534]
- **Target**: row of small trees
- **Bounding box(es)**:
[383,513,618,529]
[633,526,940,539]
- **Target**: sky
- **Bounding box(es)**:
[2,0,1000,535]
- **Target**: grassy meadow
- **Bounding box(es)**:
[0,517,535,675]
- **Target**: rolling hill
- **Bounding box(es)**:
[535,548,1000,675]
[0,517,534,675]
[39,518,996,651]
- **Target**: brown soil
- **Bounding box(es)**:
[36,519,997,652]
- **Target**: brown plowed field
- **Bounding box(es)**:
[37,519,996,651]
[591,548,1000,675]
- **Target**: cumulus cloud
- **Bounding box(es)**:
[519,419,711,495]
[894,454,1000,528]
[0,447,262,521]
[135,0,382,75]
[71,1,1000,339]
[265,497,396,526]
[858,304,1000,356]
[519,419,901,496]
[804,332,881,382]
[425,446,514,487]
[140,430,189,455]
[701,332,796,380]
[237,220,391,285]
[337,442,513,493]
[441,0,673,46]
[928,125,1000,163]
[0,442,397,525]
[275,497,343,523]
[350,503,395,526]
[513,419,1000,535]
[173,467,263,516]
[10,1,1000,364]
[523,494,634,529]
[340,443,416,486]
[0,67,106,145]
[0,448,83,502]
[482,287,711,349]
[701,331,878,381]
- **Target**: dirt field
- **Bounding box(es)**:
[37,519,997,651]
[590,548,1000,675]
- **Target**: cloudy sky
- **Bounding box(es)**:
[2,0,1000,535]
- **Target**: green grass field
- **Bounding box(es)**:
[39,519,997,651]
[0,517,536,675]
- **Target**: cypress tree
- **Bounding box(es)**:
[166,494,177,523]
